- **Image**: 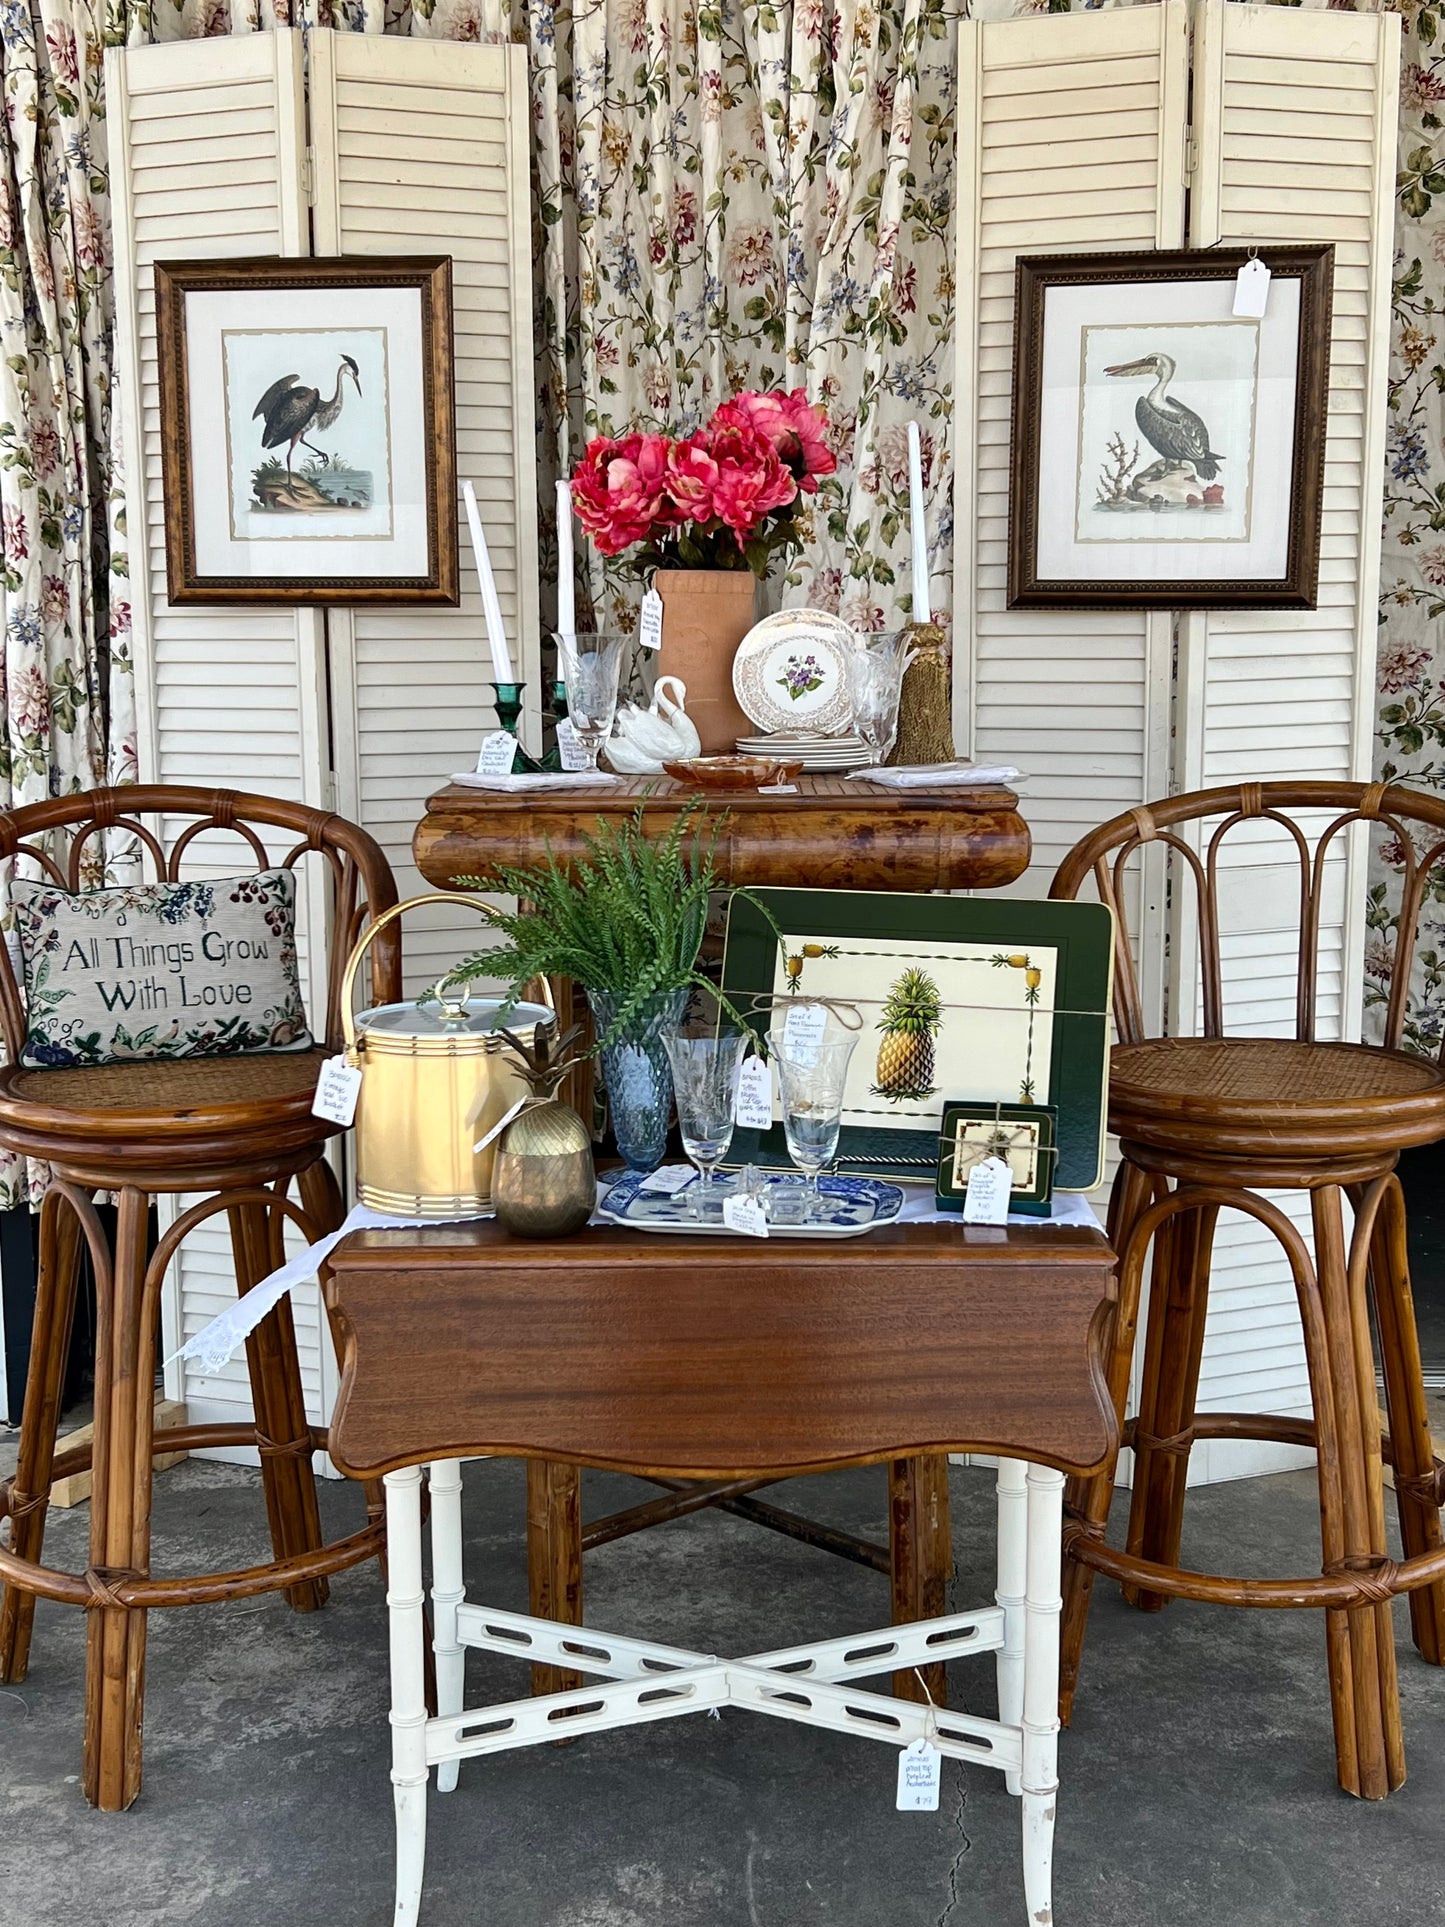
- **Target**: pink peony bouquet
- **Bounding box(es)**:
[570,389,836,577]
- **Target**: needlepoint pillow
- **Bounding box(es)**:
[10,870,312,1069]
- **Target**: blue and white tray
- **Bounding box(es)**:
[597,1169,905,1239]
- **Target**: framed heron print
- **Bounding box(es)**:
[1007,246,1333,610]
[154,256,458,604]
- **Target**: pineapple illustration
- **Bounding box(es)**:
[872,967,944,1101]
[784,942,840,993]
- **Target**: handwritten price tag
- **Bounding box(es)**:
[734,1055,773,1130]
[782,1001,827,1066]
[639,588,664,651]
[723,1192,769,1238]
[476,730,518,778]
[312,1056,362,1128]
[895,1739,941,1811]
[963,1155,1012,1226]
[640,1164,696,1195]
[555,716,591,773]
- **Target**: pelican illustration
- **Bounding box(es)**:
[252,355,361,475]
[1104,352,1224,481]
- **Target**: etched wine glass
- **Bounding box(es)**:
[767,1008,860,1223]
[846,631,909,767]
[555,630,627,771]
[663,1026,749,1219]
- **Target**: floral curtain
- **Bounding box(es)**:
[1370,3,1445,1053]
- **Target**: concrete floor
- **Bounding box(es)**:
[0,1452,1442,1927]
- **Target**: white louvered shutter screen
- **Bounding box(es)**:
[953,0,1190,1040]
[953,0,1399,1483]
[108,32,336,1453]
[1168,0,1400,1481]
[311,32,540,998]
[108,29,538,1455]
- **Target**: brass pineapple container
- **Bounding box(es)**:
[491,1024,595,1238]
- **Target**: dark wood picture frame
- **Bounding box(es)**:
[155,255,458,606]
[1007,245,1333,611]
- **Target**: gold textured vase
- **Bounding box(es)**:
[492,1097,596,1238]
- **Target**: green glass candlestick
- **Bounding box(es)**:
[539,679,571,773]
[490,682,543,774]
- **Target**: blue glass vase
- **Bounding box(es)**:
[586,986,688,1172]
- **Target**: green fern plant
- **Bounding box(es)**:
[448,803,778,1048]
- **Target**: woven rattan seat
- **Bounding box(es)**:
[1111,1037,1445,1164]
[3,1047,328,1115]
[1051,781,1445,1802]
[0,787,400,1811]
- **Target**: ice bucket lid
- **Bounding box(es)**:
[355,997,554,1040]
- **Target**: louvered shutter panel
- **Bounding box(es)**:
[1169,0,1400,1483]
[108,32,337,1457]
[310,32,540,997]
[953,0,1190,1039]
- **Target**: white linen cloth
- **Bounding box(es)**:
[447,771,619,792]
[172,1186,1102,1376]
[845,763,1021,789]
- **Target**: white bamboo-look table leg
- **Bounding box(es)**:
[1021,1463,1065,1926]
[386,1466,430,1927]
[995,1456,1028,1798]
[429,1460,466,1796]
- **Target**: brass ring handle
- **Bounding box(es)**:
[339,891,555,1058]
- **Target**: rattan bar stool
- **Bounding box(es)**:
[0,786,399,1810]
[1051,780,1445,1800]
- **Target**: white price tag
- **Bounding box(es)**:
[734,1055,773,1130]
[312,1055,362,1128]
[476,729,518,777]
[638,587,664,651]
[640,1163,696,1195]
[723,1191,769,1238]
[1232,257,1271,318]
[554,716,591,773]
[895,1738,942,1812]
[963,1154,1012,1226]
[781,1001,828,1065]
[473,1095,528,1155]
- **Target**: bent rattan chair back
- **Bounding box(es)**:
[0,784,401,1055]
[1049,778,1445,1057]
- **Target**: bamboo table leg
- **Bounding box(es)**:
[527,1460,583,1696]
[890,1454,952,1705]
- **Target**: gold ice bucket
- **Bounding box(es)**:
[340,892,554,1219]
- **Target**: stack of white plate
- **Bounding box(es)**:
[735,730,870,771]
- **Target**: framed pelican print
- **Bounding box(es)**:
[1007,246,1333,610]
[154,256,458,604]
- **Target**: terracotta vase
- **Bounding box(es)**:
[654,569,758,754]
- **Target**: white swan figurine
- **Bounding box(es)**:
[605,675,702,773]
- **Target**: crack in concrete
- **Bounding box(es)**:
[936,1772,973,1927]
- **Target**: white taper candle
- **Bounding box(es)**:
[555,478,576,644]
[907,421,930,625]
[462,479,515,684]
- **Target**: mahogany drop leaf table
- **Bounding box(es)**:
[323,1217,1116,1927]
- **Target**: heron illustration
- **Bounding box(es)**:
[252,355,361,476]
[1103,352,1224,481]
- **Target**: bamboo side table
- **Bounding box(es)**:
[322,1217,1116,1927]
[412,774,1034,1701]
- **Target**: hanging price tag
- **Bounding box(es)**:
[963,1155,1012,1226]
[473,1095,528,1155]
[554,716,591,773]
[734,1055,773,1130]
[1232,257,1271,319]
[639,588,664,651]
[476,730,518,777]
[723,1191,769,1238]
[312,1056,362,1128]
[640,1163,696,1195]
[895,1738,942,1812]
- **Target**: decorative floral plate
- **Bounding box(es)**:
[598,1168,905,1238]
[731,610,856,736]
